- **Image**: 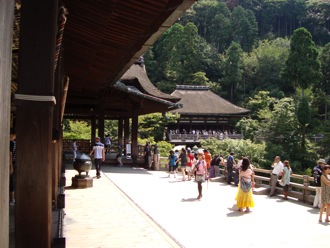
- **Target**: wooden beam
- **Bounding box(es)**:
[15,1,57,247]
[0,0,14,247]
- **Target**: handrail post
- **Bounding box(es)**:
[302,175,310,203]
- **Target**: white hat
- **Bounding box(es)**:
[318,159,326,164]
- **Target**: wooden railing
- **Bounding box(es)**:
[168,133,243,141]
[158,157,316,205]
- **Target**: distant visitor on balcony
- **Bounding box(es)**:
[269,156,284,197]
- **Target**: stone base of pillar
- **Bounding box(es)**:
[71,176,93,188]
[52,237,66,248]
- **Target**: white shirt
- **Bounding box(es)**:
[272,161,284,175]
[73,141,77,151]
[93,142,104,159]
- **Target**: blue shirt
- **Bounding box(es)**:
[168,154,177,166]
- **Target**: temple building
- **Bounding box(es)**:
[167,85,250,145]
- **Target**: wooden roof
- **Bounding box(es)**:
[64,62,182,119]
[120,61,181,102]
[170,85,250,116]
[11,1,196,118]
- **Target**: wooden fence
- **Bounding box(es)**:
[158,157,316,205]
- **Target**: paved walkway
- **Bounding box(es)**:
[64,164,330,248]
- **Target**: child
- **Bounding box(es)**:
[280,160,292,200]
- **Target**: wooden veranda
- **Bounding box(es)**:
[0,1,195,247]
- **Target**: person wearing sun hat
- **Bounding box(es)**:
[313,158,327,208]
[193,149,208,200]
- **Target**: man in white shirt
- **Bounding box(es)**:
[269,156,284,197]
[73,140,78,160]
[90,137,105,178]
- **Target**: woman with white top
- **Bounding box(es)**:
[193,149,208,200]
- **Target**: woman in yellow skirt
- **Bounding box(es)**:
[235,157,255,213]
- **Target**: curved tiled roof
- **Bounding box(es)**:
[120,62,181,102]
[170,85,250,116]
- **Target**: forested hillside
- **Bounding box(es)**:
[143,0,330,170]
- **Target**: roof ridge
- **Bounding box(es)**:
[176,85,209,90]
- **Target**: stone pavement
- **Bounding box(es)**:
[64,164,330,248]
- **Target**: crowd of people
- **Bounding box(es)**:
[166,147,330,221]
[167,129,239,141]
[69,137,330,222]
[166,147,256,211]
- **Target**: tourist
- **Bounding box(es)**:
[204,149,212,172]
[280,160,292,200]
[193,150,208,200]
[313,158,326,208]
[226,152,236,184]
[236,157,255,212]
[186,148,195,180]
[104,134,111,154]
[167,150,178,178]
[174,149,180,173]
[209,154,218,178]
[9,129,16,206]
[234,156,244,186]
[117,144,123,167]
[153,144,160,170]
[144,142,152,169]
[89,137,105,178]
[72,139,78,160]
[213,154,222,177]
[319,165,330,223]
[177,147,187,181]
[192,152,198,180]
[269,156,284,197]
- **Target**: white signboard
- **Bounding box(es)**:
[126,144,132,159]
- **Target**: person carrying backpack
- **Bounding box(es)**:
[226,152,236,184]
[313,159,326,208]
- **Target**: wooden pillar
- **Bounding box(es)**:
[0,0,14,246]
[52,49,64,207]
[98,103,105,143]
[91,115,96,148]
[124,118,130,147]
[118,118,123,145]
[15,1,57,247]
[131,109,139,162]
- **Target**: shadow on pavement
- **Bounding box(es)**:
[101,165,154,175]
[181,197,199,202]
[226,204,245,217]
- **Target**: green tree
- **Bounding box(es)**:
[208,2,233,53]
[297,96,312,147]
[304,0,330,44]
[283,27,321,146]
[284,27,321,97]
[138,113,179,142]
[318,43,330,95]
[231,6,258,52]
[222,41,243,101]
[63,120,91,139]
[242,38,291,99]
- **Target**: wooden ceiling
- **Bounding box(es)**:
[11,0,196,118]
[62,0,195,93]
